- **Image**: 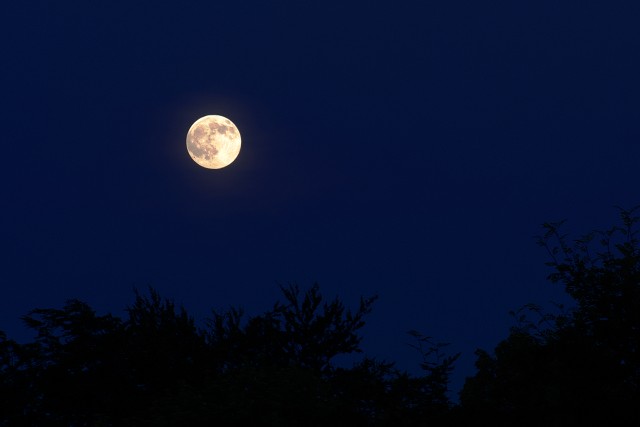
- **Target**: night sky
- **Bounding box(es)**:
[2,1,639,397]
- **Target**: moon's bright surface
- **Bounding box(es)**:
[186,115,241,169]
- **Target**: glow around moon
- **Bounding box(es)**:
[186,115,241,169]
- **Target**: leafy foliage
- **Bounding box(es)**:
[460,207,640,425]
[8,207,637,424]
[0,284,457,426]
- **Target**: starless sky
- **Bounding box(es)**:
[2,1,639,396]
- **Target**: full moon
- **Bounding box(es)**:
[186,115,241,169]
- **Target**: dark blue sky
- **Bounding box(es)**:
[2,1,639,397]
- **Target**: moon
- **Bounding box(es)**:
[186,115,241,169]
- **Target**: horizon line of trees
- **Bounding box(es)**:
[1,207,639,426]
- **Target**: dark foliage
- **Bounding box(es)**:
[4,208,639,425]
[460,207,640,426]
[0,284,457,426]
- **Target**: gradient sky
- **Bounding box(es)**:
[2,1,639,397]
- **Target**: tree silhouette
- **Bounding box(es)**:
[0,283,459,426]
[7,207,639,425]
[0,330,29,425]
[201,283,379,426]
[407,330,460,410]
[273,283,377,372]
[460,207,640,425]
[16,299,128,425]
[206,283,377,373]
